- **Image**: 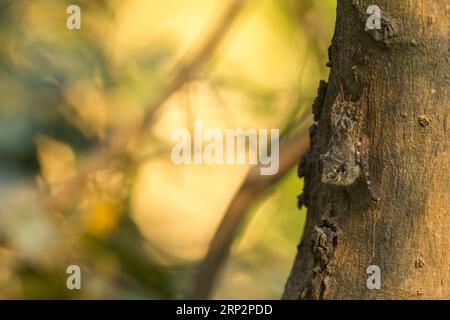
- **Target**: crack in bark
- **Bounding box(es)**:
[309,215,339,300]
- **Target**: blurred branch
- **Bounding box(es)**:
[280,0,330,65]
[138,0,247,132]
[189,129,309,299]
[46,0,247,213]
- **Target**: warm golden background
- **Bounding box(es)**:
[0,0,335,299]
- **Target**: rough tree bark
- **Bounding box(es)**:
[283,0,449,300]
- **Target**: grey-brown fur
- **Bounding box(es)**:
[320,86,379,201]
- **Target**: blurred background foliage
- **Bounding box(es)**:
[0,0,335,299]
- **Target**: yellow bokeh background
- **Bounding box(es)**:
[0,0,336,299]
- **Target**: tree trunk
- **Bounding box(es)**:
[283,0,449,300]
